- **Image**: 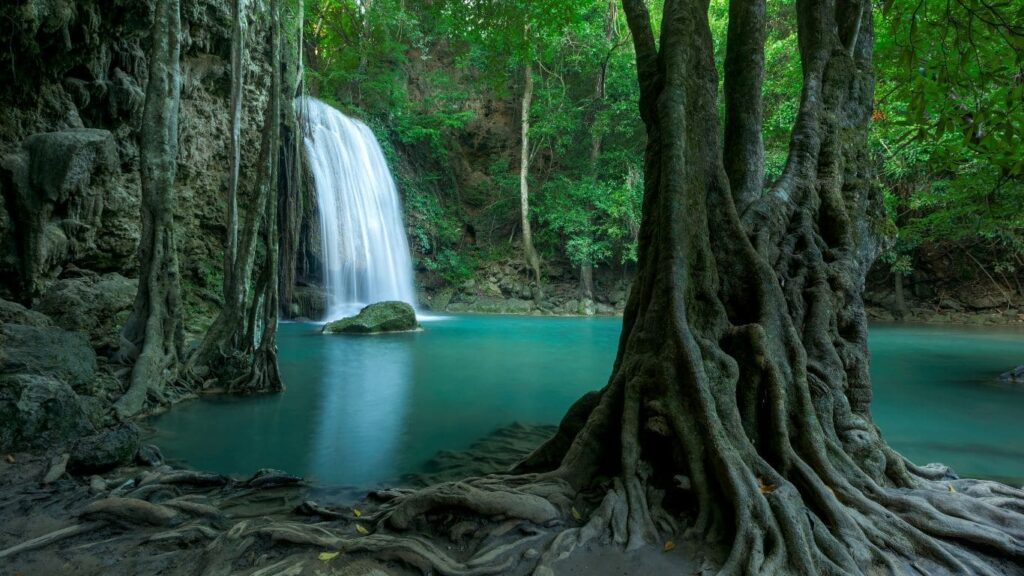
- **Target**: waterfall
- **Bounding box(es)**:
[300,97,417,320]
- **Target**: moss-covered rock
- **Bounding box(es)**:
[0,324,96,389]
[0,373,96,452]
[36,272,137,351]
[0,297,53,326]
[69,423,141,474]
[322,301,418,334]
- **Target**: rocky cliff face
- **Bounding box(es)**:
[0,0,275,331]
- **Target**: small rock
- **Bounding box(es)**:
[89,475,107,492]
[135,444,164,467]
[247,468,303,489]
[998,365,1024,384]
[42,453,70,484]
[938,297,964,312]
[69,423,141,474]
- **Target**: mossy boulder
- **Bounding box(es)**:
[0,324,96,389]
[36,272,137,351]
[69,423,141,474]
[0,374,96,452]
[322,301,418,334]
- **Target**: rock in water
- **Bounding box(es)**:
[322,301,418,334]
[70,423,141,474]
[0,374,95,452]
[999,365,1024,384]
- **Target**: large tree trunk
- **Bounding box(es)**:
[513,0,1024,572]
[274,1,1024,573]
[114,0,185,418]
[519,60,542,287]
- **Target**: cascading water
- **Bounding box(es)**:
[299,97,417,320]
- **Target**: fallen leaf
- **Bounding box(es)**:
[948,485,956,493]
[570,507,582,521]
[757,478,777,494]
[355,523,369,535]
[318,551,340,561]
[4,455,13,464]
[664,540,676,552]
[352,507,362,517]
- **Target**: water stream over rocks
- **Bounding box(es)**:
[300,97,417,320]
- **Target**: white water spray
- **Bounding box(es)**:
[300,97,417,320]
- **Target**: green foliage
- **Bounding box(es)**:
[537,171,642,268]
[873,0,1024,277]
[304,0,1022,293]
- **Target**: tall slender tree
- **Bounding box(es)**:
[224,0,246,301]
[518,56,542,286]
[114,0,185,418]
[187,1,285,393]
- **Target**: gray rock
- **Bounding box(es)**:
[938,297,965,312]
[135,444,164,467]
[0,374,95,452]
[292,285,329,319]
[504,298,533,314]
[36,273,137,350]
[322,301,418,334]
[0,324,96,388]
[42,453,70,484]
[70,423,142,474]
[0,297,53,326]
[578,298,596,316]
[23,129,118,204]
[0,129,127,297]
[963,293,1005,310]
[432,288,454,312]
[999,365,1024,384]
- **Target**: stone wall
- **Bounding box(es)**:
[0,0,276,332]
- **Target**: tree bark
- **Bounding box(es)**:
[224,0,246,300]
[262,2,1024,573]
[279,0,304,319]
[114,0,184,418]
[187,3,284,394]
[722,0,765,211]
[893,270,908,321]
[235,0,283,394]
[514,0,1024,572]
[519,60,542,287]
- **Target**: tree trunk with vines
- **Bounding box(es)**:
[114,0,185,418]
[187,2,284,394]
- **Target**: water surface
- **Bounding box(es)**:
[149,316,1024,486]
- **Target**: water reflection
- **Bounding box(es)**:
[310,337,412,484]
[148,318,1024,487]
